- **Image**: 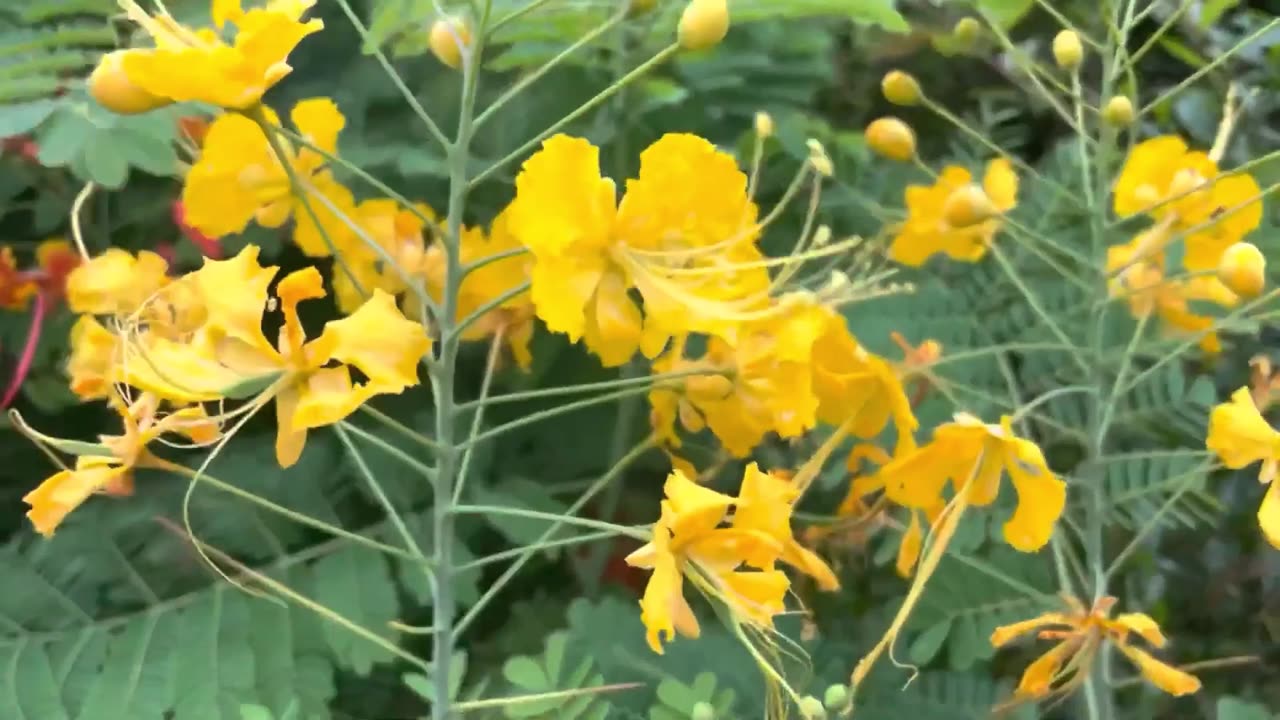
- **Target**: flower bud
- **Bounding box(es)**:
[1219,242,1266,299]
[88,50,171,115]
[823,683,852,712]
[1052,30,1083,70]
[690,702,716,720]
[953,17,981,47]
[429,17,471,70]
[799,696,827,720]
[942,184,999,228]
[1103,95,1134,127]
[754,111,774,139]
[678,0,729,51]
[806,139,833,177]
[881,70,922,106]
[865,117,916,161]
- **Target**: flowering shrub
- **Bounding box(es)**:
[0,1,1276,719]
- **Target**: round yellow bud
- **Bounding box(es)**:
[881,70,922,106]
[1219,242,1266,299]
[942,184,999,228]
[88,51,171,115]
[1103,95,1134,127]
[953,17,981,46]
[1052,30,1084,70]
[678,0,729,51]
[865,116,916,161]
[754,111,774,139]
[429,17,471,70]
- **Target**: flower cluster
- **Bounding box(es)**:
[1108,136,1264,352]
[625,465,838,654]
[23,244,431,536]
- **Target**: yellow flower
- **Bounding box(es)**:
[1107,231,1236,353]
[625,467,837,653]
[113,0,322,110]
[1207,387,1280,547]
[811,312,918,455]
[66,248,170,317]
[423,206,537,368]
[888,158,1017,266]
[508,133,768,366]
[734,463,840,591]
[332,198,438,313]
[875,413,1065,552]
[649,295,827,457]
[182,98,356,257]
[1113,135,1262,272]
[838,444,941,578]
[67,315,122,401]
[123,246,431,467]
[22,391,218,536]
[992,596,1201,701]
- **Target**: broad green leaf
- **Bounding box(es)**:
[1216,697,1271,720]
[908,619,952,665]
[0,98,58,136]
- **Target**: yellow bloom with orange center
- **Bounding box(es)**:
[1114,135,1262,272]
[22,390,218,536]
[507,133,769,366]
[888,158,1018,267]
[992,596,1200,701]
[122,245,431,467]
[109,0,322,111]
[182,98,356,257]
[423,206,537,369]
[624,466,837,654]
[1207,387,1280,548]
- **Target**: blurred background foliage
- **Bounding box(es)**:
[0,0,1277,718]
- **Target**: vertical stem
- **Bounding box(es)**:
[432,3,492,717]
[1081,2,1135,719]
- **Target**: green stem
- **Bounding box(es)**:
[357,404,439,452]
[468,44,679,188]
[333,424,432,568]
[451,280,530,340]
[329,0,452,150]
[248,107,367,299]
[454,367,717,412]
[578,360,642,594]
[462,246,528,276]
[454,530,621,572]
[473,8,626,129]
[429,2,493,714]
[156,460,426,565]
[450,505,649,539]
[452,439,654,637]
[456,384,659,450]
[338,420,436,479]
[453,327,504,505]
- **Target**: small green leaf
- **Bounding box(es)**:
[976,0,1035,28]
[1199,0,1241,29]
[82,136,129,188]
[908,619,952,665]
[503,656,549,690]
